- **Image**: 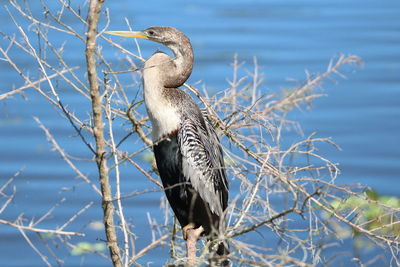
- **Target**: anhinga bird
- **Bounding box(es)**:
[105,27,229,263]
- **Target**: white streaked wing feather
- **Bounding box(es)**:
[178,118,226,215]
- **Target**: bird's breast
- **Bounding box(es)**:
[148,106,181,141]
[143,86,181,141]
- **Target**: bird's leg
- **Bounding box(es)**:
[183,224,204,265]
[182,223,196,241]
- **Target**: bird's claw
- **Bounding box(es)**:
[182,223,196,240]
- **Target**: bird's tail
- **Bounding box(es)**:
[209,238,229,267]
[216,241,230,266]
[216,240,229,256]
[212,214,230,266]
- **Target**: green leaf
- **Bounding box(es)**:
[364,189,379,200]
[71,242,106,256]
[379,196,400,208]
[363,205,383,219]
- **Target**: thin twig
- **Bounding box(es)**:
[0,219,85,236]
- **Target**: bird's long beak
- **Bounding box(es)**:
[104,31,148,39]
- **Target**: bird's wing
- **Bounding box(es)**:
[178,117,228,216]
[201,110,229,203]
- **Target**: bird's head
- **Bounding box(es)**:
[105,26,187,47]
[105,26,193,87]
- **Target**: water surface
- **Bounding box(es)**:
[1,0,399,266]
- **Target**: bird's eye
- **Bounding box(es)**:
[148,30,155,36]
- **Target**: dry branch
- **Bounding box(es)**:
[0,219,84,236]
[85,0,122,266]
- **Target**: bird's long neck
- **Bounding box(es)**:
[164,38,193,88]
[142,37,194,141]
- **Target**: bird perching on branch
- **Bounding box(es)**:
[105,27,229,264]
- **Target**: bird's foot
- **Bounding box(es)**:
[182,223,196,240]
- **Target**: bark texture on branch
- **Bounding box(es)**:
[85,1,122,266]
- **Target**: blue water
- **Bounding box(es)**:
[1,0,399,266]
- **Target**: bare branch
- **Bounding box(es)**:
[85,0,122,266]
[0,219,84,236]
